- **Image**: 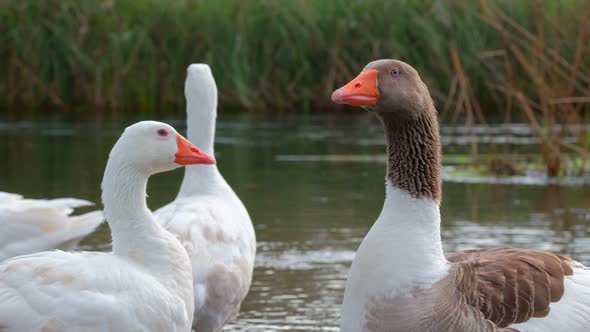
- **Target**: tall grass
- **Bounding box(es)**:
[472,0,590,177]
[1,0,587,115]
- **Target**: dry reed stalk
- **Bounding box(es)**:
[448,46,488,157]
[478,0,590,177]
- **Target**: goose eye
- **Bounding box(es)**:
[390,68,399,77]
[157,129,169,137]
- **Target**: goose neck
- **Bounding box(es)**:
[378,110,442,202]
[101,159,158,257]
[186,104,216,156]
[376,183,446,272]
[177,164,226,197]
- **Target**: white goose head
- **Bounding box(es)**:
[108,121,215,176]
[102,121,215,224]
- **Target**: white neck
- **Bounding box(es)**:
[184,65,217,156]
[177,67,226,198]
[178,164,226,197]
[100,127,194,323]
[354,182,448,287]
[185,95,216,156]
[101,155,176,262]
[376,183,447,278]
[177,103,225,197]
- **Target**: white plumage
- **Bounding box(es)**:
[0,121,213,331]
[154,64,256,332]
[0,191,103,262]
[0,251,190,331]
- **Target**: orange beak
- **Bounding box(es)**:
[331,69,379,106]
[174,134,216,165]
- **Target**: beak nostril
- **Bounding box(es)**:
[191,147,198,152]
[354,82,361,89]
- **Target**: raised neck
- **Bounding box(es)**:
[184,70,217,156]
[178,95,223,197]
[178,73,223,198]
[100,135,194,318]
[377,109,442,202]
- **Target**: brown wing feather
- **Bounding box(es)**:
[448,247,573,327]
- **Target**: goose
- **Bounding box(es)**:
[154,64,256,331]
[0,192,103,262]
[332,59,590,332]
[0,121,215,331]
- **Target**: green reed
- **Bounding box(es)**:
[0,0,587,117]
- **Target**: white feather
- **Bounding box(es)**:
[0,192,104,261]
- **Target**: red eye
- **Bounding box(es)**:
[157,129,169,137]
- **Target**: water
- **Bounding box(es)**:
[1,112,589,331]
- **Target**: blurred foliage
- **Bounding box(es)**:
[0,0,588,116]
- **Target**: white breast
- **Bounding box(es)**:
[155,188,255,330]
[340,184,448,331]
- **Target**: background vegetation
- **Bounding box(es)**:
[1,0,590,176]
[0,0,587,113]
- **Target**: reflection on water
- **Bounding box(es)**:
[1,112,589,331]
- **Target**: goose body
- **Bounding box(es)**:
[333,59,590,331]
[154,64,256,331]
[0,121,215,331]
[0,192,103,262]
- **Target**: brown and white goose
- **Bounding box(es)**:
[332,59,590,332]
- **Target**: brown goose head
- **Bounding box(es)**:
[331,59,434,120]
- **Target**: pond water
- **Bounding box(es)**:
[1,112,589,331]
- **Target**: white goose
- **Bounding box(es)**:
[0,121,215,331]
[332,59,590,332]
[0,192,103,262]
[154,64,256,331]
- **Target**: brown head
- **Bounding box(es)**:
[332,59,441,201]
[331,59,434,120]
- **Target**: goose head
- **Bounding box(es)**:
[331,59,434,120]
[186,64,217,116]
[109,121,215,176]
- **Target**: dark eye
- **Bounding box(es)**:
[390,68,399,77]
[157,129,169,137]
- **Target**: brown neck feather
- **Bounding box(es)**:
[377,110,442,201]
